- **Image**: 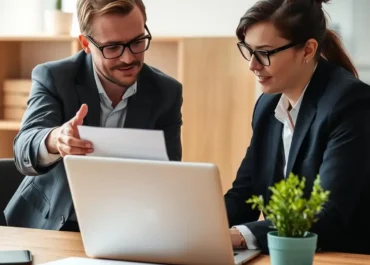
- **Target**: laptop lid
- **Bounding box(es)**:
[64,155,260,265]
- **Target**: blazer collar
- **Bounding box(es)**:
[285,58,334,176]
[75,53,101,127]
[124,64,156,129]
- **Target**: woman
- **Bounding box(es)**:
[225,0,370,254]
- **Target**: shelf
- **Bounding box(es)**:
[0,34,77,42]
[152,36,183,43]
[0,120,21,131]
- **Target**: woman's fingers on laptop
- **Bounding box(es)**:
[230,228,244,248]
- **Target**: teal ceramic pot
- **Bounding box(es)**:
[267,231,318,265]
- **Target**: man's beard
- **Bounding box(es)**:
[97,61,142,88]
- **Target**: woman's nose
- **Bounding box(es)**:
[248,54,263,72]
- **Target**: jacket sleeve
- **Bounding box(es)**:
[14,64,63,176]
[224,146,260,227]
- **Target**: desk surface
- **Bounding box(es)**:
[1,226,370,265]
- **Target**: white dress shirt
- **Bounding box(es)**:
[234,73,315,249]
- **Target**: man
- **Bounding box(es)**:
[4,0,182,232]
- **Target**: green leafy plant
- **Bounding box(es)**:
[56,0,62,11]
[247,173,330,238]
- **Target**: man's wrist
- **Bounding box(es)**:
[46,127,60,154]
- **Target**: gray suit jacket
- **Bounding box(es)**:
[4,51,183,230]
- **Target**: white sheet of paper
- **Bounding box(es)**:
[77,126,169,161]
[40,257,163,265]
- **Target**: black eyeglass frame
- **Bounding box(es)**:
[86,24,152,59]
[237,42,299,66]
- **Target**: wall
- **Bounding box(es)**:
[352,0,370,83]
[62,0,358,47]
[324,0,354,53]
[0,0,44,35]
[62,0,255,36]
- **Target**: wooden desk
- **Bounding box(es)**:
[1,226,370,265]
[0,226,85,264]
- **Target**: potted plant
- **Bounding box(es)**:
[44,0,73,35]
[247,173,330,265]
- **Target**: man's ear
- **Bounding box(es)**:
[79,35,91,54]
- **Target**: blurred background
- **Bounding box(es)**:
[0,0,368,192]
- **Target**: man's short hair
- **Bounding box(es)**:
[77,0,147,35]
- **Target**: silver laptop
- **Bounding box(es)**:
[64,155,261,265]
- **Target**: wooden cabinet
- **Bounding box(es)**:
[0,35,255,192]
[3,79,31,120]
[0,36,82,159]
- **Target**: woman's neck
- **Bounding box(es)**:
[284,62,317,107]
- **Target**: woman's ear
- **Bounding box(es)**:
[302,38,318,64]
[79,35,91,54]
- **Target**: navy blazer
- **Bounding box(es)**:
[225,58,370,254]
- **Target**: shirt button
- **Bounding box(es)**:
[60,215,65,224]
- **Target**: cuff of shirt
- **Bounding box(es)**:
[233,225,259,250]
[38,128,61,166]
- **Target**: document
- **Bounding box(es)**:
[77,126,169,161]
[40,257,163,265]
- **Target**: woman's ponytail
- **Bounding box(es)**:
[321,29,358,77]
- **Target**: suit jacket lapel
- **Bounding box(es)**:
[75,53,101,127]
[268,117,284,187]
[124,65,155,129]
[285,58,331,176]
[285,101,316,176]
[261,95,285,190]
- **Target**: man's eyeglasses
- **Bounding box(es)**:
[237,42,299,66]
[86,25,152,59]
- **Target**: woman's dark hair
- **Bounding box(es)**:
[237,0,358,77]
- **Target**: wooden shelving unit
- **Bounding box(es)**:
[0,35,81,158]
[0,34,256,193]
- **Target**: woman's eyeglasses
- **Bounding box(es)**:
[237,42,299,66]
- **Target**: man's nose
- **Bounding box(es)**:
[119,47,135,64]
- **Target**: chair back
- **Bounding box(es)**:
[0,158,24,226]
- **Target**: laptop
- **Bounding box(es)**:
[64,155,261,265]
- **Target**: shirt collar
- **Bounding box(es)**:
[275,62,318,119]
